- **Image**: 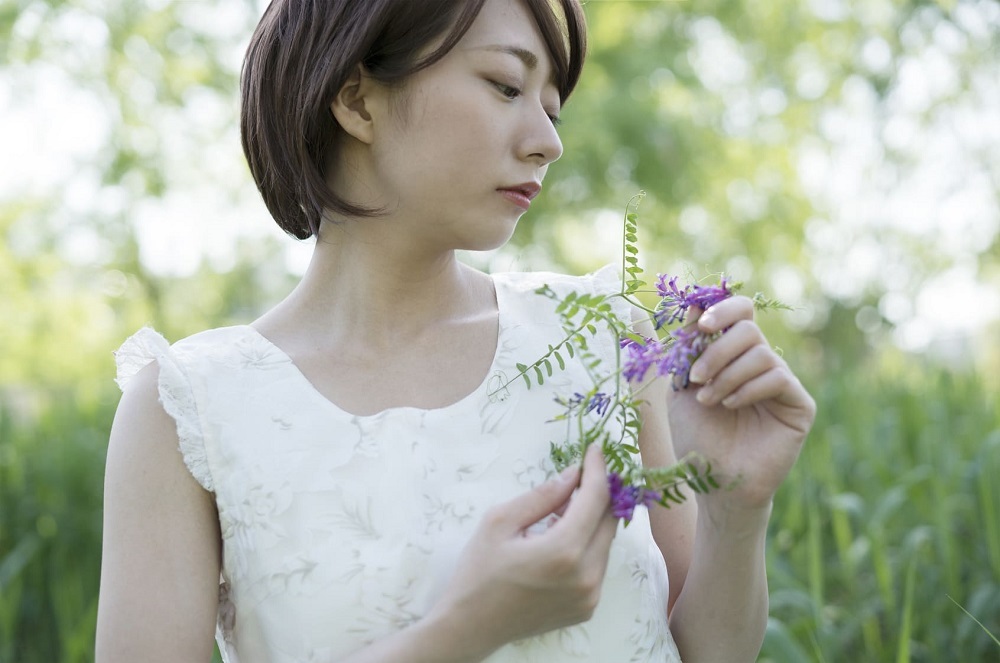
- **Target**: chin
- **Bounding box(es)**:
[466,226,519,253]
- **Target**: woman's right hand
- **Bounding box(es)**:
[422,444,618,659]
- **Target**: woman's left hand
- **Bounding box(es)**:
[665,295,816,513]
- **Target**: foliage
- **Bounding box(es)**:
[759,357,1000,662]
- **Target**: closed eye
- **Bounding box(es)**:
[491,81,521,99]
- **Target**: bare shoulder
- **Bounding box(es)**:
[97,361,221,663]
[110,361,185,468]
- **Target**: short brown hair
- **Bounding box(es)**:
[240,0,587,239]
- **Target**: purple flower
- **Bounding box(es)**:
[654,275,691,328]
[621,336,664,383]
[653,274,732,329]
[621,329,711,390]
[586,392,612,416]
[659,327,713,390]
[558,391,612,417]
[608,472,660,521]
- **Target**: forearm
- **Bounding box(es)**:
[667,502,771,663]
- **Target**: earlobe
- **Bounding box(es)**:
[330,64,376,145]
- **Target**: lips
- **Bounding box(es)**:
[498,182,542,210]
[503,182,541,200]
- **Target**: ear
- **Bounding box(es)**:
[330,64,382,145]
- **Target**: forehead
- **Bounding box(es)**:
[457,0,557,76]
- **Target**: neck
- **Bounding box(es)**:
[260,216,492,349]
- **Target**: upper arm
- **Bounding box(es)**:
[96,362,221,663]
[630,305,698,614]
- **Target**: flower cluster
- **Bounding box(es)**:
[653,274,732,329]
[621,277,734,390]
[607,472,660,521]
[504,195,783,524]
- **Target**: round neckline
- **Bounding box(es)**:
[242,273,509,420]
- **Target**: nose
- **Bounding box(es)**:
[519,105,563,167]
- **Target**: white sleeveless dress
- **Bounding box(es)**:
[114,266,682,663]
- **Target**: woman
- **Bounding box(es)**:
[96,0,816,661]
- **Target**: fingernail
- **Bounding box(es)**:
[699,312,716,329]
[697,386,713,404]
[722,394,738,408]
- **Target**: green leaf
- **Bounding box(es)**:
[533,365,544,385]
[555,351,565,370]
[544,358,553,377]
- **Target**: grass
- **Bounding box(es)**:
[1,355,998,661]
[760,357,1000,662]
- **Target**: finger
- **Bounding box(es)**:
[551,445,611,540]
[698,295,754,334]
[711,363,788,408]
[494,464,581,532]
[719,366,817,428]
[694,344,776,406]
[582,510,619,570]
[688,319,765,386]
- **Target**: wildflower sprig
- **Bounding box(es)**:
[496,194,788,523]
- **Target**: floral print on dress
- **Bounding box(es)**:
[349,413,390,458]
[512,456,554,489]
[513,623,592,659]
[423,492,477,534]
[217,580,237,651]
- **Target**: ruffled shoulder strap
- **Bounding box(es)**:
[114,327,214,492]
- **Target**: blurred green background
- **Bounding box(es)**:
[1,0,998,661]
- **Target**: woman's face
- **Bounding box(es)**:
[361,0,565,252]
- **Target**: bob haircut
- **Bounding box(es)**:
[240,0,587,239]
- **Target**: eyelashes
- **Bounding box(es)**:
[490,80,561,126]
[493,81,521,99]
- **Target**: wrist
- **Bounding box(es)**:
[415,602,499,663]
[696,498,772,540]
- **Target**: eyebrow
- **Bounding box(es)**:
[477,45,539,70]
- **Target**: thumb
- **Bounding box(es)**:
[495,465,580,532]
